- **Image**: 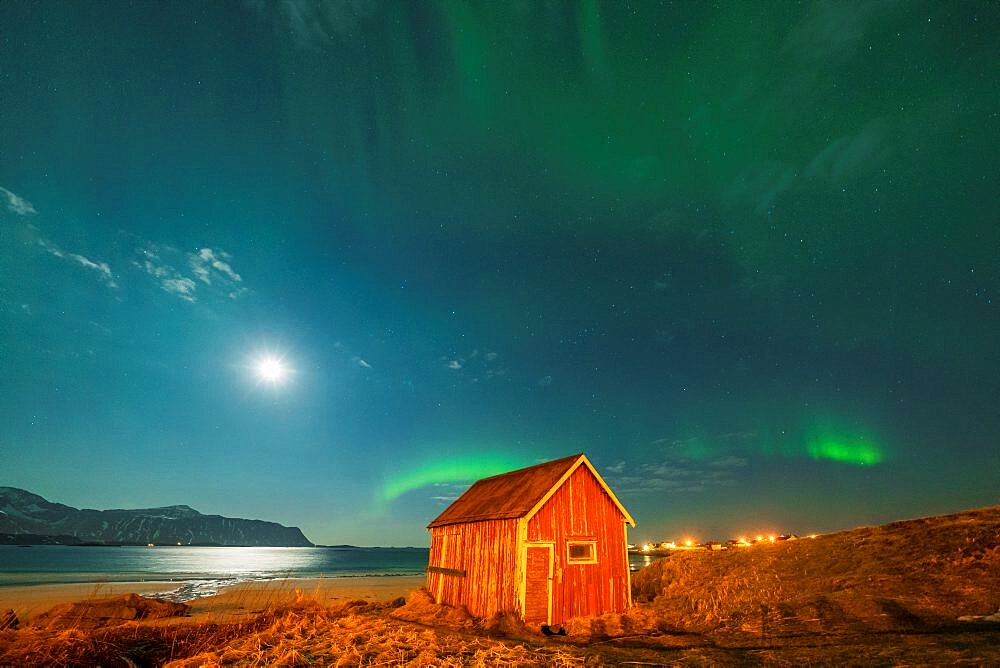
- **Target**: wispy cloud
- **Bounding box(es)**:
[537,375,553,387]
[38,239,117,288]
[728,120,888,214]
[251,0,378,50]
[353,356,373,369]
[133,248,198,302]
[0,186,36,216]
[428,481,469,504]
[8,187,116,289]
[161,277,198,302]
[441,349,506,382]
[803,121,889,185]
[708,455,749,468]
[189,248,242,286]
[131,243,247,303]
[607,452,749,496]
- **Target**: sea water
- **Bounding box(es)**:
[0,545,430,599]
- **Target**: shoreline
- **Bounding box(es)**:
[0,575,426,624]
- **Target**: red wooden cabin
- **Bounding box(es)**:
[426,453,635,627]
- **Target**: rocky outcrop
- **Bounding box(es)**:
[0,487,312,547]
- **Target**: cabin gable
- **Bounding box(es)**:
[524,464,631,622]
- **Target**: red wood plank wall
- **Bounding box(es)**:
[527,466,630,623]
[426,518,519,618]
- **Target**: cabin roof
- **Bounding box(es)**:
[427,453,634,529]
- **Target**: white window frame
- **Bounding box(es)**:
[566,540,598,564]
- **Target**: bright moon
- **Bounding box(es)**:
[255,356,289,385]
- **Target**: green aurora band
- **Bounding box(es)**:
[804,437,884,466]
[381,453,532,504]
[674,418,887,467]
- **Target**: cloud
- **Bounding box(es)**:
[804,121,889,185]
[707,455,749,468]
[442,349,506,382]
[537,375,553,386]
[251,0,379,50]
[605,461,626,474]
[780,1,891,107]
[133,249,199,302]
[189,248,242,286]
[38,239,66,258]
[131,243,248,303]
[728,122,888,214]
[726,161,798,213]
[608,453,749,496]
[430,495,459,503]
[38,239,117,288]
[0,186,36,216]
[787,0,887,67]
[69,254,117,287]
[353,356,373,369]
[161,277,198,302]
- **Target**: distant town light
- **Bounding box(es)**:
[768,535,776,543]
[684,539,694,547]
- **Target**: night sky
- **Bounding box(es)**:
[1,1,997,546]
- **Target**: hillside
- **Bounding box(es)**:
[0,487,312,547]
[631,504,1000,635]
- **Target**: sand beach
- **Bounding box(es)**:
[0,575,425,626]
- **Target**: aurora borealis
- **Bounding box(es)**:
[1,1,997,545]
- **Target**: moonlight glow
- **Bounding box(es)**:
[255,356,290,385]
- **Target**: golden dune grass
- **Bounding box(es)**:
[631,504,1000,635]
[0,589,587,667]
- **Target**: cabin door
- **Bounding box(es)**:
[523,543,553,626]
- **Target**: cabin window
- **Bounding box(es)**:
[566,540,597,564]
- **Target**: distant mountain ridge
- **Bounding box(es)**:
[0,487,313,547]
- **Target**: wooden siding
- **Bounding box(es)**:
[426,518,520,618]
[526,465,630,624]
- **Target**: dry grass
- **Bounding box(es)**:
[631,504,1000,636]
[0,591,588,667]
